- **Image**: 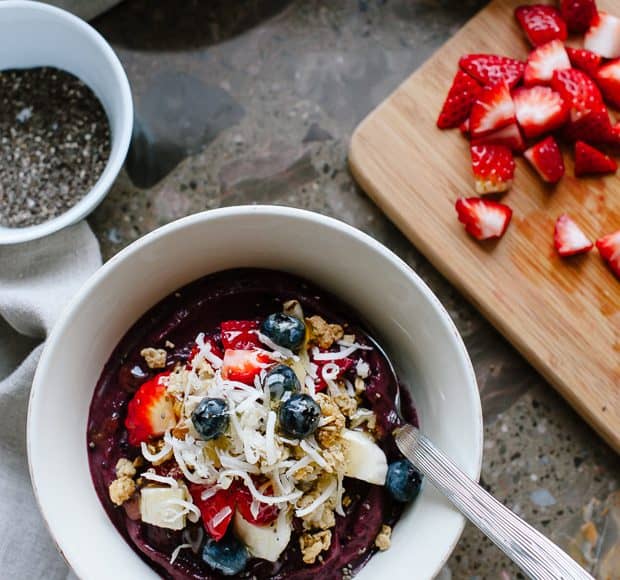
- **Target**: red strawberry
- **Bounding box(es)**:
[554,214,593,257]
[189,485,235,541]
[235,482,279,526]
[314,356,355,392]
[560,0,597,33]
[551,68,604,121]
[473,122,525,152]
[595,59,620,109]
[513,86,569,139]
[471,144,515,194]
[187,336,224,368]
[221,349,271,384]
[574,140,618,176]
[524,136,565,183]
[566,47,601,78]
[459,54,525,88]
[455,197,513,241]
[221,320,260,350]
[584,12,620,59]
[515,5,568,47]
[437,70,482,129]
[469,84,516,138]
[125,373,176,446]
[596,230,620,278]
[524,40,571,86]
[563,104,613,144]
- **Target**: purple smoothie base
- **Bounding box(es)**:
[87,269,419,580]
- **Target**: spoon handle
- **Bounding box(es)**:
[395,424,593,580]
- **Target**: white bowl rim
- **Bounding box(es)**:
[0,0,133,245]
[27,205,483,578]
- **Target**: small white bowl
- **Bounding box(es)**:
[0,0,133,245]
[28,206,483,579]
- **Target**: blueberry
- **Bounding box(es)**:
[260,313,306,351]
[278,393,321,438]
[264,364,301,400]
[192,397,229,440]
[386,459,422,502]
[202,532,249,576]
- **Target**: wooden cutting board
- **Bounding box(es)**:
[349,0,620,451]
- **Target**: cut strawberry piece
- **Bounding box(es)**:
[515,5,568,47]
[596,230,620,278]
[189,485,235,541]
[469,84,516,138]
[563,104,613,144]
[235,482,279,526]
[125,372,176,446]
[584,12,620,59]
[455,197,513,241]
[473,122,525,152]
[187,336,224,368]
[221,349,271,384]
[314,356,355,392]
[554,214,593,257]
[221,320,261,350]
[595,59,620,110]
[551,68,604,121]
[437,70,482,129]
[560,0,598,33]
[459,54,525,88]
[471,144,515,194]
[523,40,571,86]
[574,140,618,176]
[513,86,569,139]
[566,47,601,78]
[524,136,565,183]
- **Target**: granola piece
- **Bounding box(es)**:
[315,393,345,448]
[171,423,189,440]
[306,315,344,350]
[283,299,304,321]
[302,499,336,531]
[164,340,175,349]
[300,530,332,564]
[354,377,366,394]
[320,446,346,475]
[109,476,136,506]
[293,464,320,484]
[115,457,136,479]
[374,524,392,551]
[140,347,167,369]
[145,439,173,466]
[342,495,352,508]
[334,392,358,418]
[193,357,215,380]
[349,408,377,431]
[165,367,189,395]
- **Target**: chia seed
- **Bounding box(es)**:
[0,67,111,228]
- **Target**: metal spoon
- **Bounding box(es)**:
[366,334,593,580]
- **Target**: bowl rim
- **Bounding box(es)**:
[28,205,483,578]
[0,0,133,245]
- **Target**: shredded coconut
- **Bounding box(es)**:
[141,470,179,488]
[295,479,337,518]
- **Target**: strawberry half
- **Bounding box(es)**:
[584,12,620,59]
[469,84,516,138]
[125,373,176,446]
[473,121,525,152]
[596,230,620,278]
[523,40,571,86]
[515,5,568,47]
[459,54,525,88]
[455,197,513,241]
[437,70,482,129]
[566,47,601,78]
[551,68,604,121]
[595,59,620,110]
[471,143,515,194]
[574,140,618,176]
[524,136,565,183]
[189,485,235,541]
[560,0,598,33]
[513,86,569,139]
[221,320,261,350]
[554,214,593,257]
[221,349,271,384]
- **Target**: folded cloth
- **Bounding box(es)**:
[0,221,101,579]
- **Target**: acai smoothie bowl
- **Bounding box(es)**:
[28,206,483,580]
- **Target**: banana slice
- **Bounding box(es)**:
[140,486,188,530]
[342,428,388,485]
[233,511,291,562]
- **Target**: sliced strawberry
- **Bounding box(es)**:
[221,349,271,384]
[513,86,569,139]
[566,47,601,78]
[551,68,604,121]
[515,5,568,47]
[554,214,593,257]
[574,140,618,176]
[187,336,224,368]
[471,143,515,194]
[584,12,620,59]
[596,230,620,278]
[314,356,355,392]
[469,84,516,138]
[524,136,565,183]
[235,481,279,526]
[437,70,482,129]
[523,40,571,86]
[563,104,613,144]
[473,121,525,152]
[560,0,598,33]
[459,54,525,88]
[125,372,176,446]
[595,59,620,109]
[189,485,235,541]
[455,197,513,241]
[221,320,261,350]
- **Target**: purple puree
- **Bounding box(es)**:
[87,269,419,580]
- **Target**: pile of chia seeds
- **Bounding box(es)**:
[0,67,111,228]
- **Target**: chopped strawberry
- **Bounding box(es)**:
[574,140,618,176]
[314,356,355,392]
[563,104,613,144]
[584,12,620,59]
[221,349,271,384]
[473,122,525,152]
[595,59,620,109]
[455,197,513,241]
[471,143,515,194]
[469,84,516,138]
[523,40,571,86]
[459,54,525,88]
[513,86,569,139]
[554,214,593,257]
[524,136,565,183]
[596,230,620,278]
[235,482,279,526]
[124,372,176,446]
[187,336,224,368]
[566,47,601,78]
[560,0,598,33]
[551,68,604,121]
[221,320,261,350]
[515,5,568,47]
[437,70,482,129]
[189,485,235,541]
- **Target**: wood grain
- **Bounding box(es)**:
[349,0,620,451]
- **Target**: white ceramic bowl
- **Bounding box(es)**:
[28,206,483,579]
[0,0,133,245]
